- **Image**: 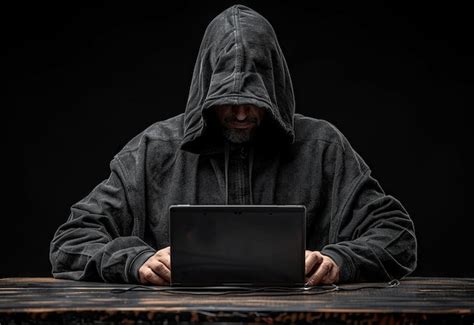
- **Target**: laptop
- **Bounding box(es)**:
[169,205,306,287]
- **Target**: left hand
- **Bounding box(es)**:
[305,250,340,285]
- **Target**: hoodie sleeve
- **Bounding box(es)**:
[49,157,156,284]
[320,138,417,283]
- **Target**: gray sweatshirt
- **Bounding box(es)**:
[50,4,417,284]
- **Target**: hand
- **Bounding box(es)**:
[138,246,171,285]
[305,250,340,285]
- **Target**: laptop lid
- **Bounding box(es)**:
[169,205,306,286]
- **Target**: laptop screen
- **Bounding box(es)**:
[169,205,306,286]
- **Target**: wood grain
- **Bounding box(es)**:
[1,277,473,323]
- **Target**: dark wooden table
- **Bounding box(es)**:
[0,277,473,324]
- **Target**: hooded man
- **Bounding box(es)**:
[50,5,417,286]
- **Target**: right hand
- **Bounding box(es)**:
[138,246,171,285]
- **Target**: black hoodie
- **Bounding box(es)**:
[50,5,417,283]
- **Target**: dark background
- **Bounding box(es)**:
[2,1,472,278]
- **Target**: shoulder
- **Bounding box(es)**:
[112,114,184,169]
[294,114,370,173]
[294,113,350,150]
[118,114,184,154]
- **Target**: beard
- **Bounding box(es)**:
[221,116,259,143]
[222,127,256,143]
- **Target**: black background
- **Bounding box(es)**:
[2,1,473,278]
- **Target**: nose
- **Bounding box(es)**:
[232,105,249,121]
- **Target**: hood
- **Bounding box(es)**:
[181,4,296,154]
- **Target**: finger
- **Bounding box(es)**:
[305,251,322,270]
[139,275,150,285]
[305,252,323,275]
[149,261,171,282]
[140,267,167,286]
[307,261,331,286]
[159,253,171,270]
[321,264,339,285]
[160,246,170,255]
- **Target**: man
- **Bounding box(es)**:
[50,5,417,286]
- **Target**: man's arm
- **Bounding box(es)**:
[49,157,156,283]
[318,141,417,283]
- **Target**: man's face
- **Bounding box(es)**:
[214,104,266,143]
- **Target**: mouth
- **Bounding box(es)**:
[227,122,255,129]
